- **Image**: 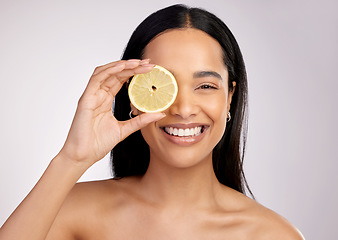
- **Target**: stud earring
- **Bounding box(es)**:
[227,112,231,122]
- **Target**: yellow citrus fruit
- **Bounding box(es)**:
[128,65,178,113]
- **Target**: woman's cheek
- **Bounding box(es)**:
[202,92,228,124]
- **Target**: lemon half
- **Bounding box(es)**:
[128,65,178,113]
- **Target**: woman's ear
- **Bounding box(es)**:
[130,103,141,116]
[227,81,236,113]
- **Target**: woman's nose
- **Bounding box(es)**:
[168,87,199,119]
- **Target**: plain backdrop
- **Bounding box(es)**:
[0,0,337,239]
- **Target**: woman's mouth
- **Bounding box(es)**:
[159,124,208,146]
[162,126,205,137]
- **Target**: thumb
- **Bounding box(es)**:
[119,112,166,140]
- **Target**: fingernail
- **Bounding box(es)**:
[140,59,150,64]
[128,59,141,62]
[115,62,125,68]
[158,112,166,118]
[152,112,166,121]
[141,63,155,67]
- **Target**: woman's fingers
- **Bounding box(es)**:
[103,63,155,96]
[92,59,150,75]
[57,59,160,165]
[119,113,165,140]
[85,60,154,97]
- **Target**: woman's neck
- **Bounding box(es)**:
[138,151,223,210]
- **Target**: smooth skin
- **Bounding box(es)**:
[0,29,304,240]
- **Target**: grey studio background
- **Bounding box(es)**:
[0,0,337,239]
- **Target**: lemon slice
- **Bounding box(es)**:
[128,65,178,113]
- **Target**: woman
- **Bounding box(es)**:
[0,4,304,239]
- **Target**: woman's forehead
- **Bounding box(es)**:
[145,29,220,53]
[143,28,227,77]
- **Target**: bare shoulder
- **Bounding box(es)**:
[59,178,121,210]
[218,187,305,240]
[57,177,132,216]
[249,201,305,240]
[47,178,129,239]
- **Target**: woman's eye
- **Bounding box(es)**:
[197,84,218,90]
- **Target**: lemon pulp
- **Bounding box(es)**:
[128,65,178,113]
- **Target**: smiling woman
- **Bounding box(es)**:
[0,4,304,240]
[113,6,247,194]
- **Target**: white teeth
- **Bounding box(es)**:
[178,129,184,136]
[164,126,203,137]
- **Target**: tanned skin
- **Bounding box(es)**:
[0,29,304,240]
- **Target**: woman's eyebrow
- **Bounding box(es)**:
[168,69,223,81]
[193,71,223,81]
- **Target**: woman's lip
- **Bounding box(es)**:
[159,123,207,129]
[160,125,209,146]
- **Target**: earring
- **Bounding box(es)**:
[227,112,231,122]
[129,110,134,119]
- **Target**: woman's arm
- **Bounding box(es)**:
[0,154,89,239]
[0,59,164,240]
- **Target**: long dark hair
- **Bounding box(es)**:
[111,4,252,196]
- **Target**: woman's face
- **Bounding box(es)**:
[139,28,235,168]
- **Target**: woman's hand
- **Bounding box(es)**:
[58,59,164,167]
